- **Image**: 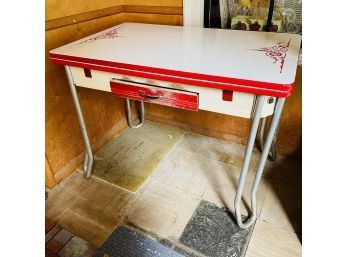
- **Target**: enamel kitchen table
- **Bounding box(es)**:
[49,23,302,229]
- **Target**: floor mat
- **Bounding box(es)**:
[180,201,254,257]
[93,226,185,257]
[91,120,185,193]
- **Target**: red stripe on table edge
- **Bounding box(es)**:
[50,53,291,90]
[50,55,293,98]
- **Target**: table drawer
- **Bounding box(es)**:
[110,79,198,111]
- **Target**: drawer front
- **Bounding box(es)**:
[110,80,198,111]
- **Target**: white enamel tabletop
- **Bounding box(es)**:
[50,22,301,88]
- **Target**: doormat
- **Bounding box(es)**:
[93,226,185,257]
[90,120,185,193]
[180,200,254,257]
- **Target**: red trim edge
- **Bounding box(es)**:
[50,54,293,98]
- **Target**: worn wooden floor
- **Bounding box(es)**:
[46,122,302,257]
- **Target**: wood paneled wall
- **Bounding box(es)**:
[45,0,301,188]
[46,12,127,185]
[45,0,183,187]
[45,0,125,20]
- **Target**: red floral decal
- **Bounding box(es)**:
[79,27,122,44]
[249,39,291,73]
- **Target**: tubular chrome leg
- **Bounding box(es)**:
[83,152,88,172]
[234,95,265,228]
[64,66,94,178]
[234,97,285,229]
[260,114,279,161]
[126,98,145,128]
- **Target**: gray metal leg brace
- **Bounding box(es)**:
[65,66,94,178]
[234,96,285,229]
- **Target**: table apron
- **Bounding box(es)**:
[70,66,276,118]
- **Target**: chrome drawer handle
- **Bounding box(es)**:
[139,91,162,100]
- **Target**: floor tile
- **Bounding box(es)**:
[46,229,73,253]
[66,198,123,234]
[46,172,91,221]
[47,171,136,247]
[176,133,275,177]
[46,217,56,234]
[202,162,270,217]
[58,236,96,257]
[126,179,201,240]
[47,239,65,254]
[94,225,185,257]
[56,179,134,247]
[153,149,213,197]
[56,209,110,248]
[46,249,59,257]
[81,178,135,213]
[56,171,95,194]
[46,224,62,244]
[260,180,302,233]
[245,220,301,257]
[46,189,79,222]
[180,201,253,257]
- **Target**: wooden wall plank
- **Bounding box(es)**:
[46,5,182,31]
[124,0,182,7]
[124,12,183,25]
[46,0,125,20]
[46,5,124,31]
[124,5,182,15]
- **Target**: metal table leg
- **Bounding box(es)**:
[65,66,94,178]
[259,112,279,161]
[126,98,145,128]
[234,96,285,229]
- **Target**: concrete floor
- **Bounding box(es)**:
[46,124,302,257]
